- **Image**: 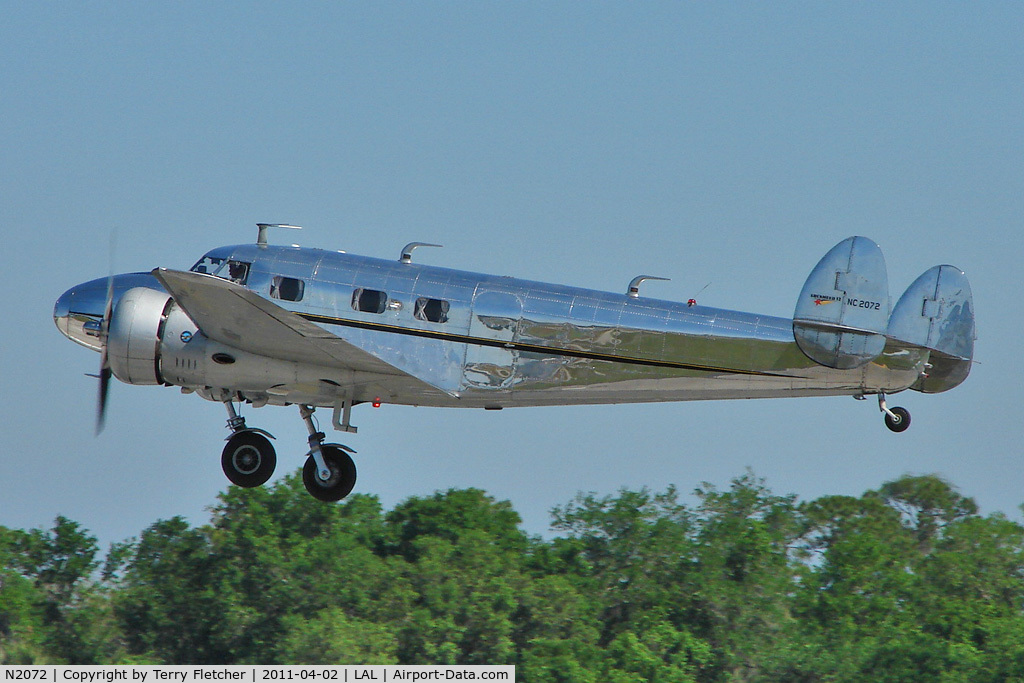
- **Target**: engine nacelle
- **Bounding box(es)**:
[107,287,173,385]
[107,286,329,402]
[108,286,212,387]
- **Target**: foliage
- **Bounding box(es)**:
[4,471,1024,681]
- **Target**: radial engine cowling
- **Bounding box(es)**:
[107,287,173,385]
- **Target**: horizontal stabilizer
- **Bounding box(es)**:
[888,265,975,393]
[793,236,890,370]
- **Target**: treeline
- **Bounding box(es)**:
[3,471,1024,681]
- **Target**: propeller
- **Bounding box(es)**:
[96,233,116,435]
[95,275,113,434]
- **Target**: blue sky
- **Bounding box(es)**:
[2,3,1021,549]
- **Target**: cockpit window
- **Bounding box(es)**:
[227,261,250,284]
[190,256,250,285]
[191,255,227,276]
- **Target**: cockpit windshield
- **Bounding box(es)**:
[191,255,229,277]
[190,254,251,285]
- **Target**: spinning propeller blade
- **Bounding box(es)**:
[96,234,116,435]
[96,363,111,435]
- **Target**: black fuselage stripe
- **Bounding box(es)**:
[297,311,788,378]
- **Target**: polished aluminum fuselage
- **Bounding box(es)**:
[201,244,923,407]
[55,243,927,410]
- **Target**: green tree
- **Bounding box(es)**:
[550,486,716,680]
[598,622,710,683]
[278,608,397,663]
[14,467,1021,680]
[384,489,531,664]
[108,475,408,664]
[2,518,127,664]
[512,574,601,682]
[384,488,527,561]
[0,526,47,663]
[110,516,222,663]
[550,486,696,636]
[206,477,406,663]
[795,474,1024,682]
[687,472,806,682]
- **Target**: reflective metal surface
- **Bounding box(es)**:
[54,237,975,413]
[464,290,522,389]
[793,236,889,369]
[889,265,975,360]
[889,265,975,393]
[106,287,170,385]
[53,273,163,350]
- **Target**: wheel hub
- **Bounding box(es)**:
[232,446,261,475]
[315,462,339,486]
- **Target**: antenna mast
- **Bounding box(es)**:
[256,223,302,246]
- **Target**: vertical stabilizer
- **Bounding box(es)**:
[888,265,975,393]
[793,236,890,369]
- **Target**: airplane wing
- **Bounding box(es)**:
[152,268,452,397]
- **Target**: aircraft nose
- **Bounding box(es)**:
[54,278,111,351]
[53,272,166,351]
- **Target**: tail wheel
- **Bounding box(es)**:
[221,432,277,487]
[884,406,911,433]
[303,445,357,502]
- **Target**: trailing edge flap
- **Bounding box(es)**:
[888,265,975,394]
[793,236,890,370]
[152,269,456,396]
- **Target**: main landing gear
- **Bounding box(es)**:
[221,400,277,488]
[220,399,357,501]
[299,405,357,502]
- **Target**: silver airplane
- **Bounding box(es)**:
[54,225,975,502]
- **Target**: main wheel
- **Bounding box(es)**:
[884,406,911,433]
[302,445,357,502]
[221,432,277,487]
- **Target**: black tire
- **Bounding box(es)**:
[884,406,911,433]
[302,445,357,502]
[221,432,277,487]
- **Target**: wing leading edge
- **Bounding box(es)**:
[152,268,454,397]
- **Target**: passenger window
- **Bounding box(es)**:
[270,276,304,302]
[352,288,387,314]
[415,297,449,323]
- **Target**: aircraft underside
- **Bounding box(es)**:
[185,346,922,410]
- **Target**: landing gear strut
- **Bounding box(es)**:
[299,405,357,502]
[878,394,911,433]
[221,398,277,487]
[215,399,356,501]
